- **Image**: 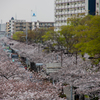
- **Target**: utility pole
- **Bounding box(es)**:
[71,84,73,100]
[26,29,28,44]
[25,29,28,69]
[61,49,63,67]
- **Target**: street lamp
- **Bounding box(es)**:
[71,85,73,100]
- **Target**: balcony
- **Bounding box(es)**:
[68,5,72,8]
[68,11,71,14]
[59,1,62,3]
[55,18,59,20]
[75,5,78,7]
[78,4,82,7]
[56,12,59,14]
[55,12,59,15]
[62,0,65,3]
[82,3,85,6]
[56,6,60,9]
[61,18,65,20]
[65,5,68,8]
[63,23,67,25]
[64,12,67,14]
[59,6,62,9]
[58,18,62,20]
[58,23,62,27]
[61,6,65,9]
[59,12,62,14]
[55,1,62,4]
[71,11,75,14]
[78,10,82,13]
[82,10,85,13]
[62,12,65,14]
[54,23,58,27]
[72,5,74,7]
[75,10,78,13]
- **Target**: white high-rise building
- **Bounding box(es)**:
[54,0,100,31]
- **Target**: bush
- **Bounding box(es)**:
[91,97,99,100]
[62,82,68,86]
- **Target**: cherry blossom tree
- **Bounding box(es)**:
[1,37,100,99]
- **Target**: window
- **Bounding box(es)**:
[97,3,99,7]
[74,2,76,5]
[67,3,69,5]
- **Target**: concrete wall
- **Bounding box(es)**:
[85,0,89,15]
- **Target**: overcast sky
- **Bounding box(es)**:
[0,0,54,23]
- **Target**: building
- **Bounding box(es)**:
[6,22,10,36]
[6,17,32,37]
[96,0,100,15]
[9,17,15,36]
[32,20,54,30]
[0,23,6,38]
[6,17,54,37]
[31,11,54,29]
[0,23,6,31]
[54,0,100,31]
[13,20,32,33]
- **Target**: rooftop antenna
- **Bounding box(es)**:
[35,6,37,21]
[31,10,33,22]
[15,14,17,20]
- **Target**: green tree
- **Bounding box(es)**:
[74,15,100,63]
[28,28,48,43]
[42,30,65,51]
[12,31,25,42]
[27,30,34,43]
[59,25,76,53]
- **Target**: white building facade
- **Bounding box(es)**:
[96,0,100,15]
[32,21,54,30]
[9,17,15,36]
[54,0,100,31]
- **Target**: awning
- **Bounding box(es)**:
[36,63,43,66]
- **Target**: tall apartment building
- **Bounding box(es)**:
[54,0,100,31]
[96,0,100,15]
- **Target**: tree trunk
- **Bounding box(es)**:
[76,52,77,65]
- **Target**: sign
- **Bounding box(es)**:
[31,10,37,22]
[33,13,36,16]
[36,63,43,66]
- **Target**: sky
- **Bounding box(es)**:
[0,0,54,23]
